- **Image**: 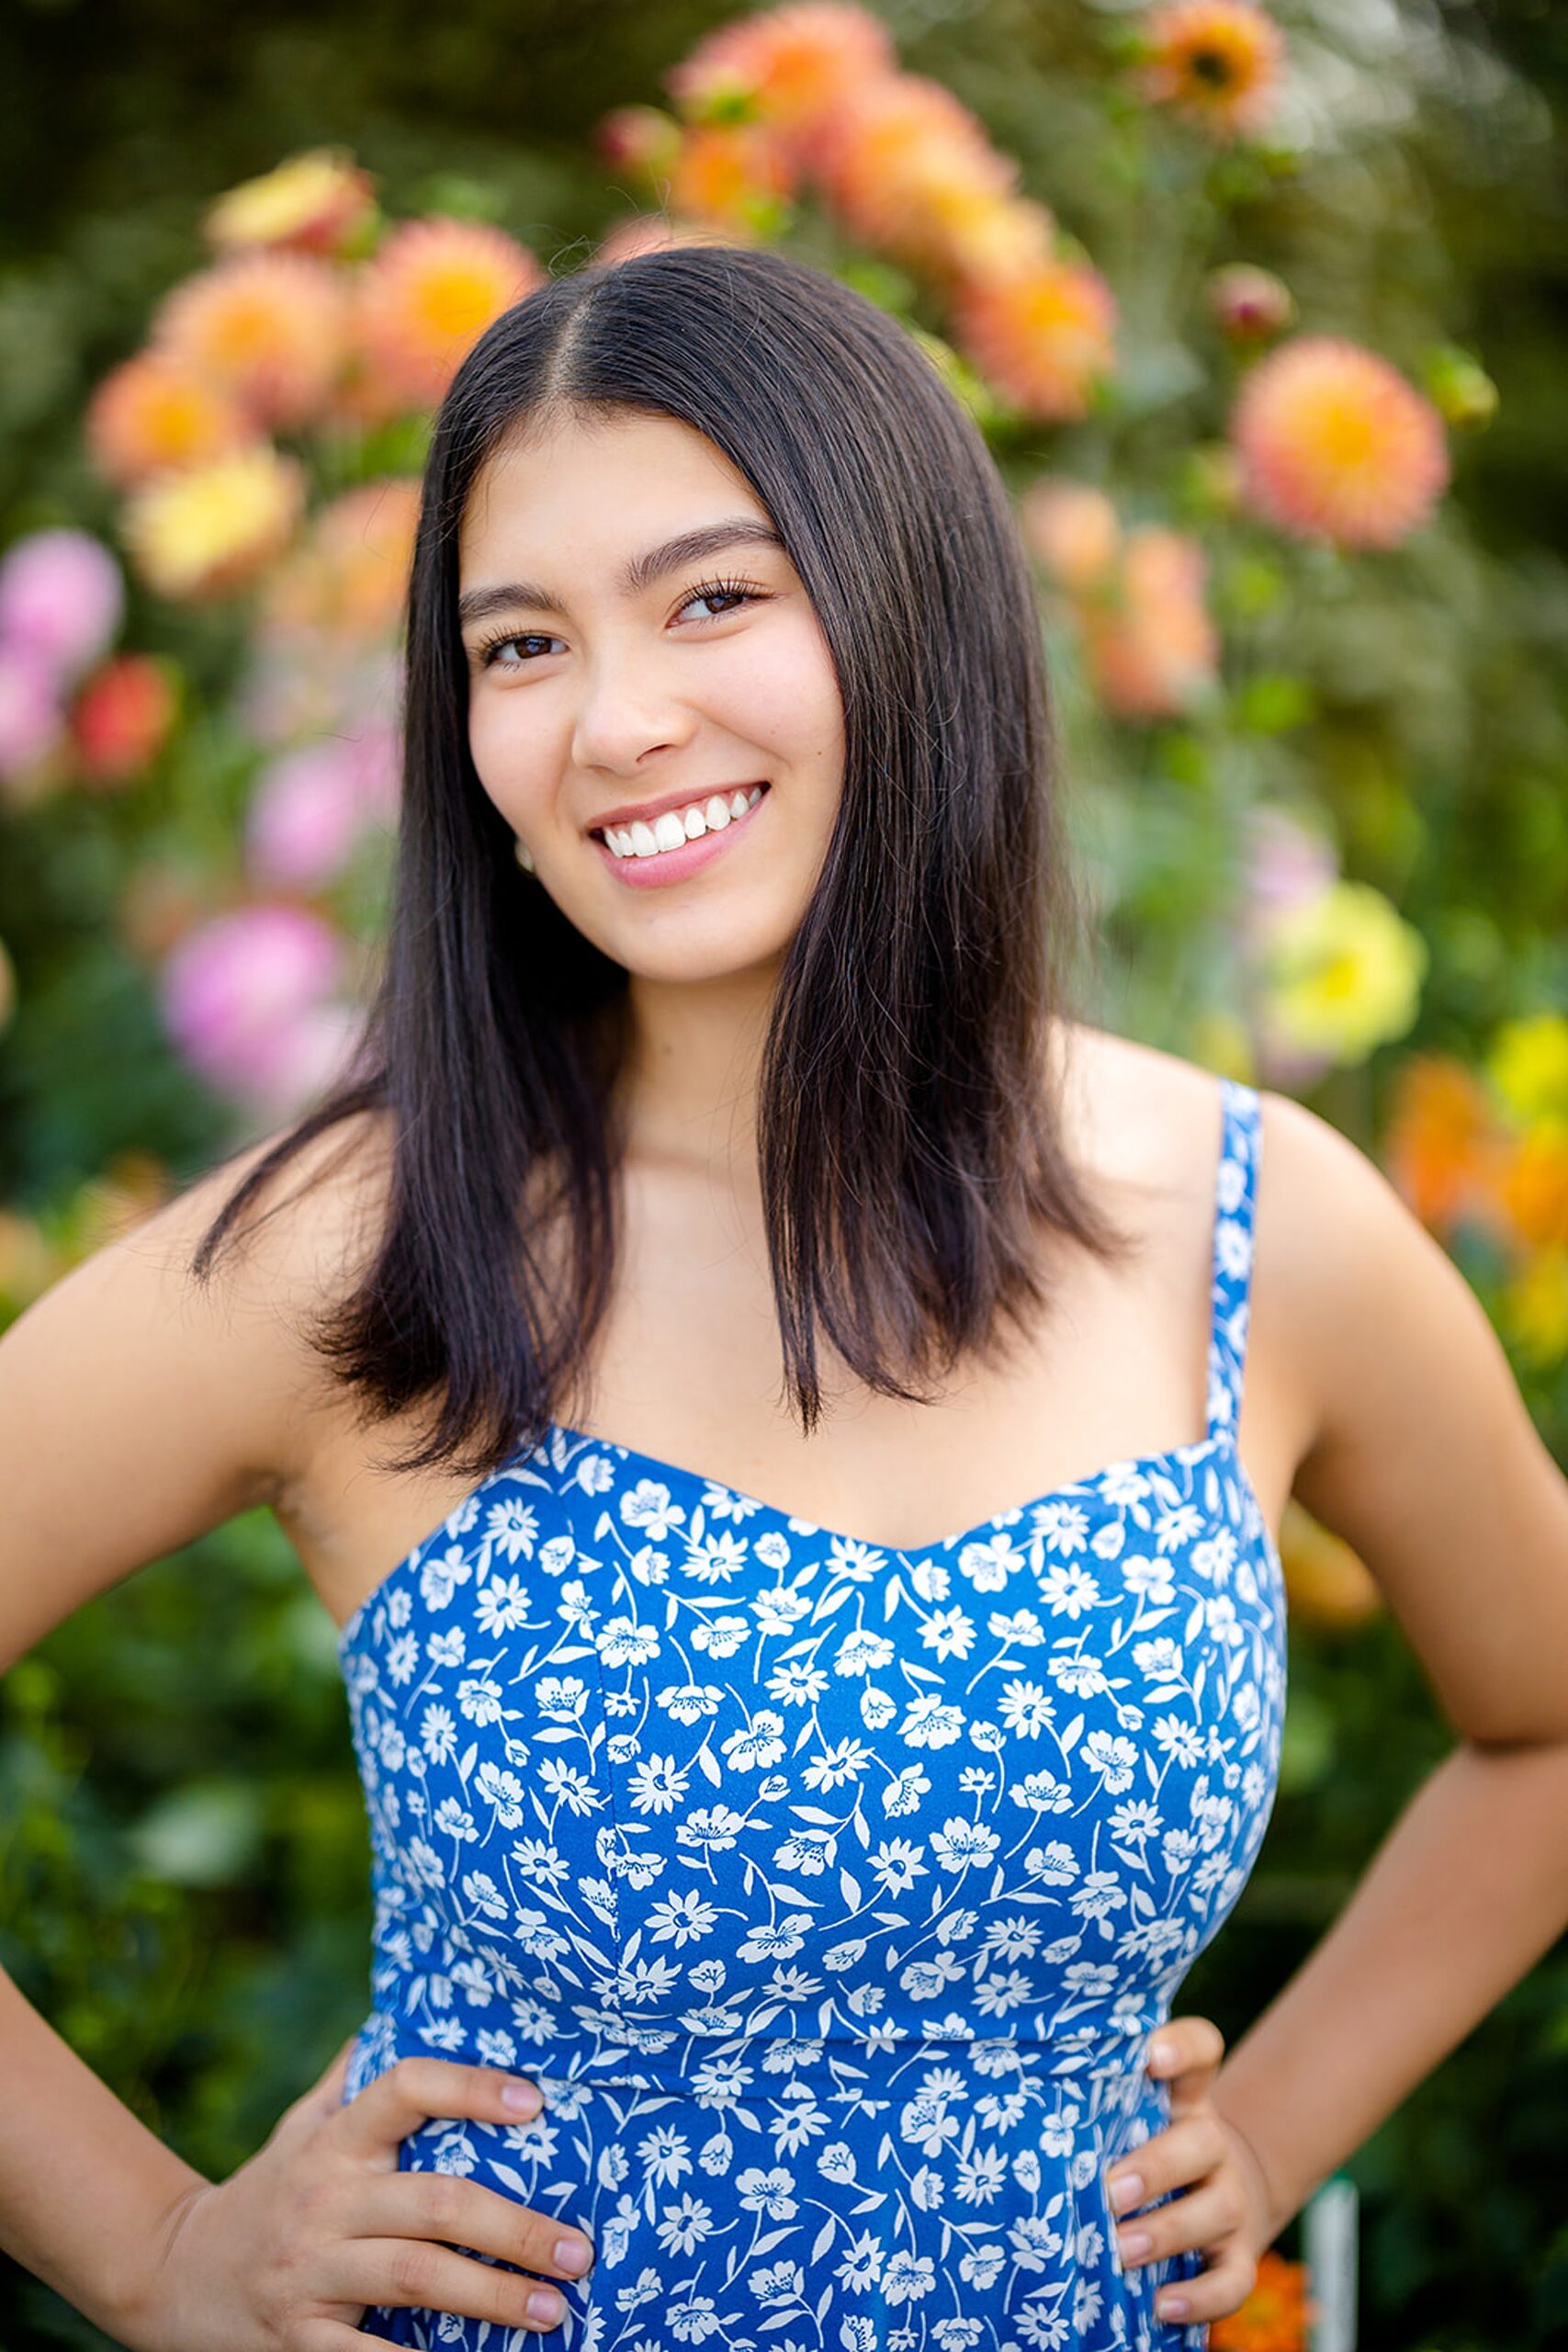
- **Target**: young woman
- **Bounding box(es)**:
[4,243,1568,2352]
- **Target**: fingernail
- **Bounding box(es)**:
[502,2079,541,2112]
[555,2235,592,2275]
[526,2288,565,2324]
[1108,2170,1145,2212]
[1158,2296,1189,2320]
[1118,2230,1153,2263]
[1147,2038,1175,2070]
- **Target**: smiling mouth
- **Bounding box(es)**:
[590,782,769,857]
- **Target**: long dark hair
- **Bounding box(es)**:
[188,240,1139,1483]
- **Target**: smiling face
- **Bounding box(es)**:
[457,406,847,985]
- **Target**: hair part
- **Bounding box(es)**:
[187,242,1140,1486]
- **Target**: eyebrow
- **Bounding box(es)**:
[457,518,788,630]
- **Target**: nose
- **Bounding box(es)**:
[569,641,698,778]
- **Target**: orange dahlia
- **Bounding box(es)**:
[1209,2249,1314,2352]
[121,446,307,600]
[1230,335,1450,549]
[152,251,348,432]
[949,253,1117,424]
[261,478,422,643]
[1134,1,1286,143]
[1382,1054,1504,1235]
[1496,1128,1568,1254]
[1020,480,1121,594]
[668,121,796,233]
[354,219,546,411]
[85,350,259,490]
[814,74,1017,275]
[1081,526,1220,721]
[592,214,741,267]
[665,2,896,171]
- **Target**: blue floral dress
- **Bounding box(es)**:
[338,1075,1286,2350]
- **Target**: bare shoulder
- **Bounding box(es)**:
[0,1107,394,1670]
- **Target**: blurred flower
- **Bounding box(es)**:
[260,478,421,644]
[121,446,308,599]
[1240,803,1338,946]
[205,146,378,257]
[1021,480,1122,594]
[71,654,180,785]
[666,3,897,172]
[1421,342,1498,432]
[245,734,396,889]
[1079,525,1220,720]
[1231,335,1450,550]
[1206,262,1293,343]
[814,74,1018,276]
[592,213,739,266]
[1254,878,1427,1067]
[0,933,14,1033]
[594,105,686,185]
[1501,1249,1568,1368]
[1486,1012,1568,1136]
[152,251,349,432]
[1383,1056,1504,1235]
[668,121,796,232]
[1209,2246,1314,2349]
[1134,1,1287,144]
[949,253,1117,423]
[0,527,124,683]
[1495,1128,1568,1254]
[941,196,1056,285]
[0,647,66,784]
[354,218,546,410]
[1279,1502,1382,1633]
[158,900,345,1103]
[85,350,258,490]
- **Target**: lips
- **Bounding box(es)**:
[588,781,769,837]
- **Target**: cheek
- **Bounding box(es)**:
[718,627,844,768]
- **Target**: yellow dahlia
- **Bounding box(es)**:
[261,478,422,642]
[666,2,896,171]
[1487,1011,1568,1136]
[1020,480,1121,594]
[85,350,258,490]
[1231,335,1450,549]
[1081,526,1220,721]
[205,146,378,257]
[1256,879,1427,1066]
[949,254,1117,424]
[1500,1249,1568,1367]
[121,446,307,600]
[1134,0,1286,143]
[668,122,796,232]
[354,218,547,410]
[152,250,348,431]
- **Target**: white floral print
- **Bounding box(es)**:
[339,1080,1284,2351]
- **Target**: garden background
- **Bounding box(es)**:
[2,0,1567,2345]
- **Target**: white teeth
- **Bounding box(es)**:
[604,784,765,861]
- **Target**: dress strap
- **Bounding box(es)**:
[1205,1077,1263,1446]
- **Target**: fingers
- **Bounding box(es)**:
[354,2171,595,2292]
[332,2236,575,2335]
[1111,2174,1247,2278]
[1146,2014,1225,2114]
[1149,2239,1259,2327]
[1107,2112,1224,2213]
[334,2056,544,2163]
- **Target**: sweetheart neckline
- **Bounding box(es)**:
[334,1417,1279,1656]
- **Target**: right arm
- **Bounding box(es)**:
[0,1124,597,2346]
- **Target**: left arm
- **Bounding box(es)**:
[1110,1089,1568,2323]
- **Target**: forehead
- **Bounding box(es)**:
[458,410,770,566]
